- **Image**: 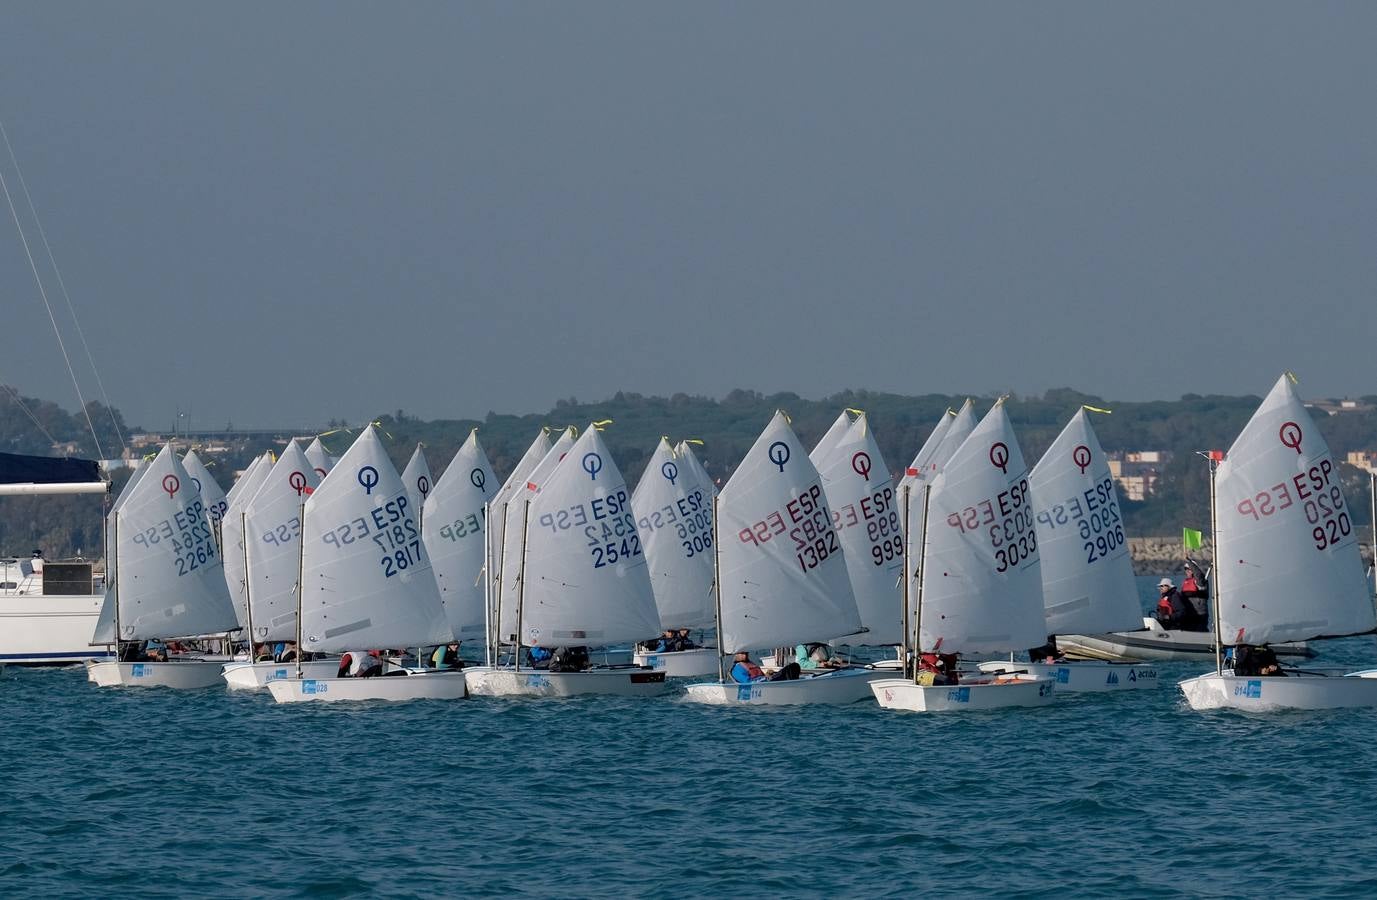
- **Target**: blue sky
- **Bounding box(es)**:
[3,2,1373,430]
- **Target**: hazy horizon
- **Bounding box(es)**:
[4,3,1374,432]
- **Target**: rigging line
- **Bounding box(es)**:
[0,379,59,444]
[0,118,126,452]
[0,123,104,460]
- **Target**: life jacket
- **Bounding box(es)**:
[919,653,940,672]
[1155,597,1175,620]
[735,660,764,681]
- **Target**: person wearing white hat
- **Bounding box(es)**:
[1153,577,1189,629]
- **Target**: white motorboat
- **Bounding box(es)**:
[476,424,669,698]
[1179,374,1377,712]
[1057,618,1314,662]
[682,411,875,706]
[268,426,463,704]
[0,451,113,666]
[872,400,1056,713]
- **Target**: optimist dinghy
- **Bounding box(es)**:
[682,412,889,706]
[266,426,465,703]
[978,409,1158,692]
[421,429,498,653]
[464,424,668,697]
[1179,375,1377,711]
[87,445,241,689]
[630,438,718,677]
[871,400,1056,712]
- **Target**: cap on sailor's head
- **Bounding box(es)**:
[1159,577,1174,588]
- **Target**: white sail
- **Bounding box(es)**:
[112,444,238,640]
[102,460,151,624]
[808,410,857,467]
[422,430,498,641]
[497,427,576,641]
[401,444,434,524]
[487,429,554,639]
[632,438,716,632]
[182,450,228,529]
[716,412,861,653]
[676,441,717,499]
[221,452,275,628]
[225,454,265,507]
[1030,409,1141,636]
[903,402,976,606]
[304,438,335,480]
[918,401,1046,655]
[814,414,904,645]
[519,426,661,646]
[1214,375,1374,645]
[242,441,321,642]
[299,426,450,653]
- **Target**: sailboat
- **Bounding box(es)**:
[1178,374,1377,711]
[303,437,336,481]
[266,426,465,703]
[221,442,337,689]
[812,411,904,649]
[465,424,669,697]
[871,400,1056,711]
[402,443,433,520]
[900,402,976,609]
[484,428,554,664]
[221,451,275,638]
[977,408,1159,691]
[683,412,888,705]
[87,444,241,688]
[629,437,718,676]
[421,429,498,650]
[182,450,228,533]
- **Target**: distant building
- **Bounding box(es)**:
[1347,451,1377,474]
[1307,399,1374,416]
[1107,450,1172,501]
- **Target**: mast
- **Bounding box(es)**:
[112,511,121,659]
[514,499,530,672]
[294,501,306,679]
[712,493,724,683]
[493,499,509,667]
[911,483,931,686]
[900,484,911,678]
[1208,455,1223,675]
[483,499,492,667]
[241,510,254,659]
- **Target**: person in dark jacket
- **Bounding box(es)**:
[1233,645,1284,676]
[1179,560,1210,631]
[1154,578,1191,628]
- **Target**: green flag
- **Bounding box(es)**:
[1183,527,1203,550]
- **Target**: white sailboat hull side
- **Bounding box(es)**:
[682,668,890,706]
[266,671,469,704]
[86,659,228,689]
[631,647,719,677]
[1057,618,1314,662]
[221,659,339,690]
[464,666,669,697]
[1178,672,1377,711]
[869,674,1056,712]
[0,593,112,665]
[976,659,1160,692]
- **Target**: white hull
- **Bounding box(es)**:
[465,666,669,697]
[870,674,1056,711]
[977,659,1159,692]
[1058,617,1313,662]
[631,647,719,677]
[221,659,339,690]
[1179,671,1377,711]
[0,593,112,665]
[682,667,890,706]
[86,658,228,689]
[267,671,469,703]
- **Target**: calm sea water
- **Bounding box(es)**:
[4,577,1377,898]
